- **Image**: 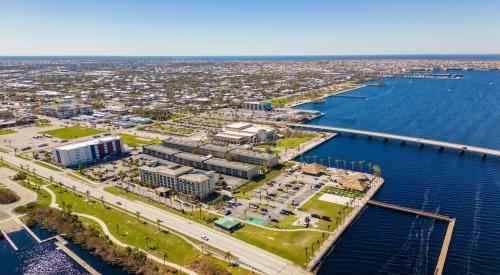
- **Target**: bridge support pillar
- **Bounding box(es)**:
[419,143,424,148]
[400,141,406,146]
[367,136,372,141]
[439,146,444,152]
[481,154,487,160]
[383,138,389,143]
[459,150,465,156]
[351,133,356,138]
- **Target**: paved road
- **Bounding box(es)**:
[0,167,37,217]
[0,152,309,275]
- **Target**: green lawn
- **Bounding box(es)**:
[50,185,203,265]
[14,181,52,213]
[104,187,325,266]
[299,192,352,231]
[233,224,324,266]
[276,134,317,149]
[34,161,63,172]
[0,129,16,135]
[116,133,160,148]
[40,126,106,139]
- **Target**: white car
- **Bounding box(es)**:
[201,235,209,241]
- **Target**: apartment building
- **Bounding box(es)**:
[41,104,92,119]
[243,101,272,111]
[53,136,123,167]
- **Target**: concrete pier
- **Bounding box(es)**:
[1,229,19,251]
[56,241,100,275]
[367,200,456,275]
[367,200,452,222]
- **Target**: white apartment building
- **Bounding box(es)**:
[53,136,123,167]
[211,122,277,144]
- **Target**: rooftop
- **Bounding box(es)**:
[229,148,277,160]
[56,136,120,151]
[143,144,181,155]
[204,157,257,171]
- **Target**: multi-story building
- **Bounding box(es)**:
[227,148,280,167]
[211,122,277,144]
[142,144,260,179]
[41,104,93,119]
[53,136,123,167]
[243,101,272,111]
[162,139,203,153]
[139,165,215,199]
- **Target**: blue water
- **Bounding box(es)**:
[295,71,500,274]
[0,226,126,275]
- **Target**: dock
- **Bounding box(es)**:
[367,200,452,221]
[1,229,19,251]
[282,123,500,158]
[56,241,100,275]
[367,200,456,275]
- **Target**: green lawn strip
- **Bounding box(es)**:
[104,187,219,225]
[235,164,290,199]
[232,225,324,266]
[0,147,10,153]
[49,185,203,265]
[67,172,94,184]
[40,126,106,139]
[265,214,302,229]
[15,154,31,160]
[0,129,16,135]
[298,192,352,231]
[14,181,52,213]
[153,126,194,134]
[276,134,317,149]
[104,187,324,266]
[116,133,160,148]
[34,160,63,172]
[51,185,249,274]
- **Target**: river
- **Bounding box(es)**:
[294,71,500,274]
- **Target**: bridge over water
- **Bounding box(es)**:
[282,123,500,158]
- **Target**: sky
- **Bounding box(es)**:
[1,0,499,56]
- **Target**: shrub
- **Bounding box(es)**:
[0,188,19,204]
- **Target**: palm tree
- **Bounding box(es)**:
[343,160,347,169]
[136,211,141,223]
[350,161,355,171]
[358,160,365,172]
[327,157,331,167]
[335,159,340,169]
[100,196,105,208]
[72,185,76,195]
[86,190,90,201]
[156,219,163,231]
[161,251,168,273]
[145,236,150,249]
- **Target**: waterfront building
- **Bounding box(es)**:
[203,157,259,178]
[243,101,272,111]
[211,122,277,144]
[40,104,92,119]
[139,165,215,199]
[53,136,123,167]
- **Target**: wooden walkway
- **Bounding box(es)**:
[1,229,18,251]
[283,123,500,158]
[367,200,456,275]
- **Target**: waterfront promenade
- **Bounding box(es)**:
[306,176,385,271]
[282,123,500,158]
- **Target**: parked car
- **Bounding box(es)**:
[201,235,209,241]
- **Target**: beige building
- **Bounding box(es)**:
[211,122,277,144]
[140,165,216,199]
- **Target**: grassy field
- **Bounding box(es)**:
[276,133,317,149]
[14,181,52,213]
[40,126,106,139]
[116,133,160,148]
[49,185,249,274]
[104,187,219,225]
[34,161,63,172]
[0,129,16,135]
[299,192,352,231]
[104,186,326,265]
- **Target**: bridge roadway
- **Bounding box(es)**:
[283,123,500,157]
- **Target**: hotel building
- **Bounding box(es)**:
[53,136,123,167]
